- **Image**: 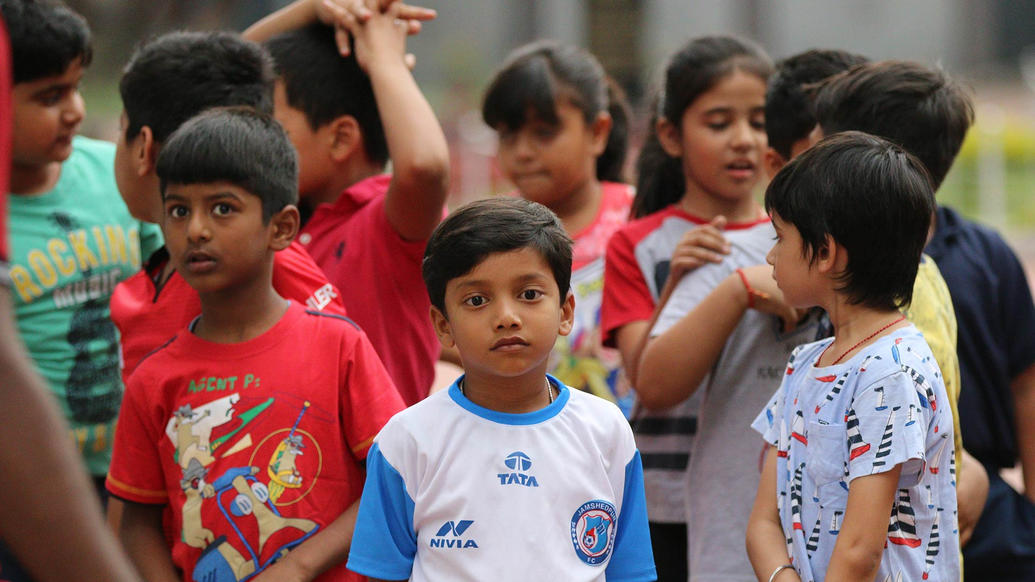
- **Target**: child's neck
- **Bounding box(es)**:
[9,161,62,195]
[459,369,556,414]
[679,192,762,224]
[304,161,383,208]
[818,301,906,367]
[193,274,289,344]
[548,180,601,235]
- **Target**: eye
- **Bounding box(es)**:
[167,205,188,219]
[707,121,729,131]
[463,295,487,307]
[533,125,558,141]
[520,289,543,301]
[37,89,63,106]
[213,203,234,216]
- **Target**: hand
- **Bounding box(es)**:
[736,265,801,332]
[318,0,435,59]
[669,215,731,283]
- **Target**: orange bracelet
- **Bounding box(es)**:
[736,267,755,308]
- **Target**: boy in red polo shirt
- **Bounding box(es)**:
[107,107,404,582]
[109,30,346,382]
[245,0,449,405]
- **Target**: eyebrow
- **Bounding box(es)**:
[163,190,243,203]
[454,272,550,289]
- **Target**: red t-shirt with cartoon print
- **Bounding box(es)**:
[107,302,404,582]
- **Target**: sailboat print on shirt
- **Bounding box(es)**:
[791,410,808,446]
[888,489,922,547]
[828,509,843,535]
[922,510,941,580]
[791,463,804,531]
[882,573,903,582]
[929,435,949,475]
[806,514,822,556]
[893,341,938,411]
[872,407,899,471]
[905,404,918,427]
[847,408,871,460]
[816,371,850,413]
[874,385,888,411]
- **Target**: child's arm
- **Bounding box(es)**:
[747,447,801,582]
[1014,362,1035,503]
[243,0,433,45]
[119,501,180,582]
[636,265,799,409]
[250,498,361,582]
[331,1,450,242]
[824,466,902,581]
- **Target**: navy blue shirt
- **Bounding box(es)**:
[925,205,1035,469]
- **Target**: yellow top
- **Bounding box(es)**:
[902,254,963,479]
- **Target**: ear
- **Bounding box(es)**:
[655,116,683,159]
[764,147,787,180]
[268,204,300,252]
[429,305,455,348]
[815,234,846,275]
[558,291,575,337]
[135,126,158,178]
[326,115,363,164]
[589,111,613,157]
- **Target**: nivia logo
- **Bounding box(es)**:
[430,520,478,549]
[498,451,538,487]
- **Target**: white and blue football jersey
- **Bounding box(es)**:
[347,376,656,581]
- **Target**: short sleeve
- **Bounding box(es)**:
[846,371,929,487]
[340,331,406,460]
[272,241,346,315]
[606,451,658,582]
[346,442,417,580]
[105,371,168,504]
[751,347,801,445]
[602,230,654,347]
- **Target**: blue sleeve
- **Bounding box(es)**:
[606,451,657,581]
[346,442,417,580]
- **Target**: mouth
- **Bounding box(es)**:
[726,160,757,180]
[182,250,218,274]
[491,336,530,351]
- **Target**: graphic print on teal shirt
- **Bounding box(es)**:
[7,136,163,475]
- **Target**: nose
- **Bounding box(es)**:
[494,297,521,330]
[510,131,536,161]
[62,91,85,127]
[766,246,775,266]
[186,211,211,243]
[730,119,756,151]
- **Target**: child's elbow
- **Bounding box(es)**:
[402,152,450,198]
[837,541,884,578]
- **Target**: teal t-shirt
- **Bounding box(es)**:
[7,136,163,475]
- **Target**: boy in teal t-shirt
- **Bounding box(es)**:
[3,0,161,479]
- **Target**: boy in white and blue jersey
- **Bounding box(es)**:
[347,198,655,581]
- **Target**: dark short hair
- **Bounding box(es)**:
[121,31,274,144]
[422,198,573,314]
[482,40,629,181]
[156,107,298,222]
[765,131,935,311]
[1,0,91,84]
[633,35,772,218]
[813,60,973,189]
[265,24,387,166]
[765,49,868,160]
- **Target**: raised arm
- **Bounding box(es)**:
[243,0,433,46]
[330,0,449,241]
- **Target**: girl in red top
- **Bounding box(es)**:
[481,40,634,410]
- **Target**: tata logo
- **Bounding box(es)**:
[498,451,539,487]
[430,520,478,549]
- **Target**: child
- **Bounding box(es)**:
[600,36,808,581]
[769,54,988,547]
[747,131,959,582]
[106,108,405,582]
[0,0,162,482]
[482,39,634,408]
[812,60,1027,579]
[109,30,346,383]
[346,197,655,581]
[244,0,450,405]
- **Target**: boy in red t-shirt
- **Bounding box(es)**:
[110,30,346,383]
[244,0,449,405]
[106,108,404,582]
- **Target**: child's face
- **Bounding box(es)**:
[431,248,574,383]
[161,181,282,295]
[273,81,335,199]
[766,213,817,308]
[665,70,767,207]
[10,57,85,168]
[495,98,609,211]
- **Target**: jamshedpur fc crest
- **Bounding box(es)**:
[570,500,617,565]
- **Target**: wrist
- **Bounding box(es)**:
[767,563,796,582]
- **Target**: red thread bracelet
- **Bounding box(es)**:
[736,268,755,308]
